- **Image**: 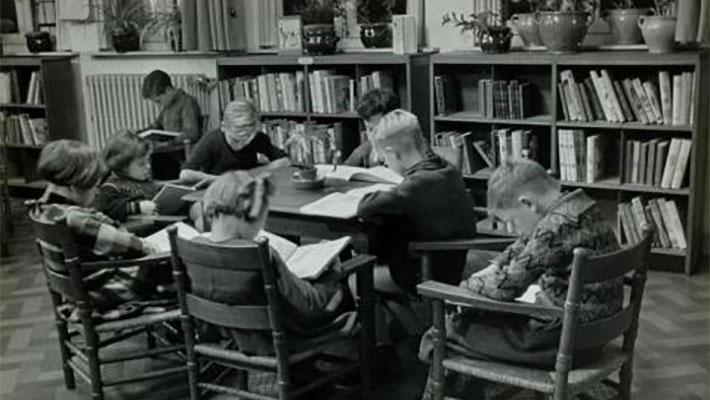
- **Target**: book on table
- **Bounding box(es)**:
[315,164,404,184]
[139,129,181,142]
[144,222,200,253]
[152,183,197,215]
[299,184,395,219]
[258,231,352,280]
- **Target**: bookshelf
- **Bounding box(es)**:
[216,52,431,160]
[430,51,709,274]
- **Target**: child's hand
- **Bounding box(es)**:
[139,200,158,215]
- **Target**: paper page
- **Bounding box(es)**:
[139,129,181,139]
[315,164,403,184]
[359,166,404,184]
[299,184,394,219]
[258,230,298,261]
[144,222,200,253]
[516,284,541,304]
[286,236,352,279]
[315,164,363,181]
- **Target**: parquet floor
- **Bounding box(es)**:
[1,202,708,400]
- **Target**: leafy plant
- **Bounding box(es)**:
[650,0,674,15]
[145,1,181,37]
[357,0,395,24]
[298,0,336,25]
[510,0,598,12]
[442,11,505,34]
[93,0,150,35]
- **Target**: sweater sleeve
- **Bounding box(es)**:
[177,98,201,143]
[94,184,142,222]
[65,208,147,258]
[254,132,288,160]
[357,184,408,220]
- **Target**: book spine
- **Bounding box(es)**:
[434,76,445,116]
[648,199,671,248]
[589,70,614,122]
[671,139,692,189]
[659,71,672,125]
[654,141,669,187]
[613,80,634,122]
[645,139,657,186]
[558,83,570,121]
[584,78,604,121]
[631,140,640,183]
[642,81,664,124]
[631,196,648,238]
[578,83,594,121]
[601,69,625,122]
[622,79,647,124]
[639,141,648,184]
[661,138,681,188]
[632,78,657,124]
[643,203,661,247]
[672,74,682,125]
[663,199,687,249]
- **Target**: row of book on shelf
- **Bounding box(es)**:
[559,69,695,126]
[217,70,395,115]
[0,71,44,105]
[557,130,690,189]
[433,128,539,175]
[619,196,686,250]
[434,76,538,120]
[0,113,47,145]
[262,119,344,165]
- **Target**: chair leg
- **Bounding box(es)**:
[54,317,76,389]
[618,362,633,400]
[85,330,104,400]
[146,327,156,350]
[237,369,248,391]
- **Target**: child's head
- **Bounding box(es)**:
[142,70,175,107]
[487,158,561,234]
[38,140,107,206]
[371,109,428,175]
[356,89,399,138]
[103,130,152,181]
[203,171,274,240]
[221,100,258,151]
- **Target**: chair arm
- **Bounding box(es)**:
[81,252,171,271]
[409,238,516,253]
[416,280,563,320]
[328,254,377,282]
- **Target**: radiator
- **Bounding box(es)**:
[85,74,212,149]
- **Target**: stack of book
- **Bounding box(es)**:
[219,72,307,113]
[0,113,47,145]
[478,79,535,119]
[25,72,43,105]
[557,129,605,183]
[0,71,20,104]
[358,70,395,98]
[309,70,356,114]
[494,128,538,164]
[558,69,696,125]
[262,119,344,165]
[624,137,691,189]
[618,196,686,250]
[433,75,459,116]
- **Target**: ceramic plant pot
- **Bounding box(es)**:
[511,13,543,47]
[111,27,140,53]
[303,24,339,55]
[605,8,651,45]
[479,26,513,53]
[360,22,392,48]
[25,31,54,53]
[638,15,677,53]
[536,11,593,53]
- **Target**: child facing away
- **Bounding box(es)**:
[192,171,353,355]
[419,158,623,399]
[142,69,202,144]
[180,99,290,189]
[94,130,161,222]
[344,88,399,168]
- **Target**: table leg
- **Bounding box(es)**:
[356,263,375,392]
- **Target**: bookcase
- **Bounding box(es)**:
[215,52,430,162]
[430,51,709,274]
[0,54,80,194]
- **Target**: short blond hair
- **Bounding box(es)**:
[223,99,258,127]
[203,171,274,222]
[487,158,559,213]
[371,109,427,154]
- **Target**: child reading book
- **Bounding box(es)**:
[142,69,202,144]
[94,130,162,222]
[418,159,623,399]
[191,171,353,355]
[344,88,398,168]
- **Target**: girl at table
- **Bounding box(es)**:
[94,130,162,222]
[193,171,354,355]
[344,88,398,168]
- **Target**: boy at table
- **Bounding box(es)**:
[142,69,202,144]
[180,99,290,188]
[418,158,622,399]
[344,88,398,168]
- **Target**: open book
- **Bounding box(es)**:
[259,231,352,280]
[299,184,394,219]
[144,222,200,253]
[315,164,403,185]
[139,129,181,142]
[516,284,541,304]
[152,183,197,215]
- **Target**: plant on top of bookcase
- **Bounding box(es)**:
[637,0,677,53]
[442,11,513,53]
[510,0,544,47]
[601,0,652,45]
[297,0,339,55]
[145,1,182,52]
[357,0,394,48]
[533,0,598,53]
[93,0,150,53]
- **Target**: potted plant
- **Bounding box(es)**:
[536,0,597,53]
[638,0,676,53]
[145,1,182,51]
[299,0,339,55]
[94,0,150,53]
[358,0,394,48]
[510,0,543,47]
[602,0,652,45]
[442,11,513,53]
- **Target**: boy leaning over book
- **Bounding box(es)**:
[418,158,623,399]
[344,88,399,168]
[142,70,202,144]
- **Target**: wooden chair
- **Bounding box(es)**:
[417,226,653,400]
[168,226,377,400]
[28,207,188,400]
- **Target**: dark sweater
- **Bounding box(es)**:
[343,140,382,168]
[357,153,477,292]
[94,173,161,222]
[182,129,288,175]
[149,89,202,143]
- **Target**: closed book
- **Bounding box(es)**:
[622,79,648,124]
[223,0,246,50]
[645,138,660,186]
[577,83,594,121]
[601,70,625,122]
[661,138,682,188]
[434,76,446,116]
[558,83,570,121]
[658,71,672,125]
[689,71,696,124]
[613,80,634,122]
[631,140,641,184]
[682,72,692,124]
[672,74,682,125]
[648,199,672,248]
[207,0,220,50]
[589,70,615,122]
[511,129,523,158]
[630,196,649,238]
[671,139,692,189]
[574,130,586,182]
[560,70,584,121]
[675,0,701,43]
[639,141,648,184]
[619,203,639,244]
[661,199,687,249]
[643,204,661,247]
[642,81,664,124]
[654,141,670,187]
[586,134,603,183]
[584,78,605,121]
[17,114,34,145]
[632,78,657,124]
[557,130,567,180]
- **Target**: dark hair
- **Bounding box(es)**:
[356,88,399,119]
[141,70,173,98]
[38,140,107,189]
[103,130,152,173]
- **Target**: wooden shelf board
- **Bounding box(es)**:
[432,50,703,66]
[557,120,693,132]
[218,52,419,67]
[560,178,690,195]
[435,112,552,126]
[0,103,46,110]
[651,247,687,257]
[261,111,309,118]
[3,143,43,149]
[310,112,360,119]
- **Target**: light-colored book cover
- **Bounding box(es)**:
[258,231,352,280]
[631,197,648,238]
[661,138,682,188]
[648,199,671,248]
[299,184,394,219]
[600,70,625,122]
[642,81,664,124]
[671,139,692,189]
[672,74,682,125]
[662,199,687,249]
[658,71,672,125]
